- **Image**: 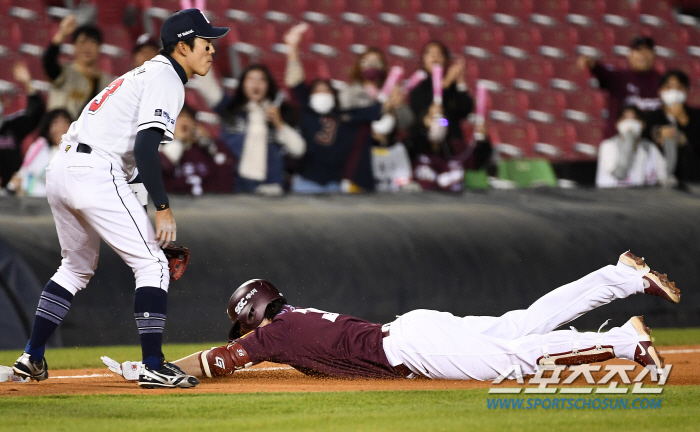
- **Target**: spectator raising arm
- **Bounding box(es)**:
[43,15,78,81]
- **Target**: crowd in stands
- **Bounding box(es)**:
[1,1,700,198]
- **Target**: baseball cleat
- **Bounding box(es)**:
[619,251,680,303]
[138,361,199,389]
[12,353,48,381]
[629,316,664,370]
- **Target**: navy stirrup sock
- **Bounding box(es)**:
[134,287,168,370]
[25,280,74,360]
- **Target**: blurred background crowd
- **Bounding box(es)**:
[2,0,700,198]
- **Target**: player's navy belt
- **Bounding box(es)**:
[382,328,417,379]
[77,143,92,154]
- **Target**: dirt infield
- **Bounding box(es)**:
[2,346,699,397]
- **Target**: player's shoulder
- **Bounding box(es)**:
[134,55,182,83]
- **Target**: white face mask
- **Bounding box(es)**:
[660,89,687,107]
[371,114,396,136]
[428,116,448,143]
[617,118,643,138]
[309,93,335,115]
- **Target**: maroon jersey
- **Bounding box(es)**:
[235,305,400,379]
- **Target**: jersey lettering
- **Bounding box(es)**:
[88,78,125,114]
[293,308,340,322]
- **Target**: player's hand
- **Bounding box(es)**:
[266,105,284,129]
[155,208,177,248]
[54,15,77,44]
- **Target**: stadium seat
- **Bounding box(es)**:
[388,26,430,61]
[687,90,700,107]
[526,89,566,123]
[538,25,578,59]
[500,25,543,59]
[534,121,576,160]
[304,0,345,24]
[572,122,604,159]
[455,0,497,27]
[609,24,644,57]
[566,0,605,27]
[576,24,615,59]
[492,0,534,26]
[379,0,421,26]
[351,24,392,53]
[0,14,20,52]
[488,90,529,123]
[229,21,277,52]
[475,57,516,91]
[564,89,605,123]
[9,0,45,17]
[463,26,504,59]
[603,0,640,27]
[427,25,467,55]
[100,24,133,58]
[660,57,700,86]
[530,0,569,26]
[490,121,538,158]
[16,16,53,55]
[342,0,382,25]
[265,0,307,23]
[417,0,459,26]
[317,53,354,81]
[513,57,554,92]
[550,58,593,91]
[308,23,353,55]
[645,27,690,59]
[226,0,268,23]
[639,0,675,27]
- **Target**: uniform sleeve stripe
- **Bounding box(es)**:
[138,120,169,128]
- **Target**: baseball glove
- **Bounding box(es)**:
[163,242,190,281]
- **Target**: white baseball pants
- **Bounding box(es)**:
[382,261,645,380]
[45,143,169,295]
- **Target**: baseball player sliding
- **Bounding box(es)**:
[13,9,229,389]
[106,252,679,381]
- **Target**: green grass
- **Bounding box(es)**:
[1,388,699,432]
[1,328,698,370]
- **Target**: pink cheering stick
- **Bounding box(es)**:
[404,70,427,92]
[475,81,488,125]
[377,66,404,102]
[431,64,443,105]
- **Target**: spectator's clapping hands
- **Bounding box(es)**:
[443,58,466,88]
[383,87,405,112]
[266,105,284,129]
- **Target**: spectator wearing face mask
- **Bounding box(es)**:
[284,24,383,193]
[646,70,700,186]
[0,62,46,190]
[7,109,71,197]
[596,105,667,188]
[43,15,114,120]
[159,105,234,195]
[578,36,662,139]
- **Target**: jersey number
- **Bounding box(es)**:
[293,308,339,322]
[88,78,124,114]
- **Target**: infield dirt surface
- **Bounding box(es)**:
[2,345,698,397]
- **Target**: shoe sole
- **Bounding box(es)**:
[138,382,197,389]
[645,270,681,303]
[619,251,649,272]
[630,316,665,369]
[12,366,48,382]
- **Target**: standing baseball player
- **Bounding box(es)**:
[107,252,679,381]
[13,9,229,389]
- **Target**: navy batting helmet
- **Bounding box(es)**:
[227,279,284,336]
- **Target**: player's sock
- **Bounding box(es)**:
[25,280,74,360]
[134,286,167,370]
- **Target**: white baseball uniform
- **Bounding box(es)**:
[46,55,185,295]
[382,260,644,380]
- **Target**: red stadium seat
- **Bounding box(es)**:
[492,0,534,25]
[317,53,354,81]
[645,27,690,59]
[639,0,675,27]
[9,0,45,17]
[530,0,569,26]
[527,89,566,123]
[342,0,382,25]
[500,25,543,59]
[379,0,421,26]
[351,24,392,52]
[388,26,430,60]
[308,22,354,54]
[475,57,516,91]
[550,58,593,91]
[534,122,576,160]
[659,57,700,86]
[417,0,459,26]
[265,0,307,23]
[304,0,345,24]
[16,16,53,54]
[463,26,504,58]
[538,25,578,59]
[0,14,21,52]
[566,0,605,27]
[609,24,644,56]
[101,25,134,58]
[490,121,538,157]
[603,0,640,27]
[426,25,467,55]
[687,90,700,107]
[455,0,497,27]
[576,24,615,59]
[564,89,605,123]
[572,122,604,158]
[488,90,529,123]
[226,0,269,23]
[513,57,554,92]
[229,21,277,52]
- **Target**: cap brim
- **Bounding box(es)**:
[197,27,230,40]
